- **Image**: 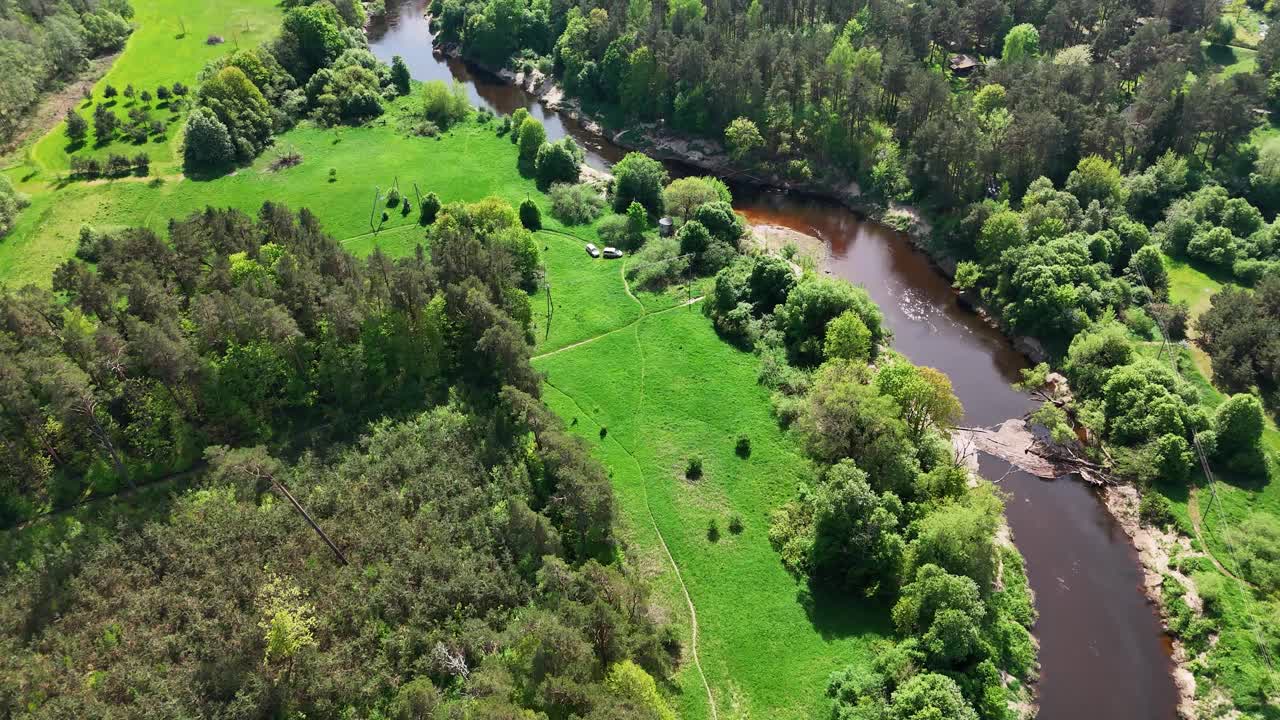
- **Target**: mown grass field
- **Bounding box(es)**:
[19,0,282,176]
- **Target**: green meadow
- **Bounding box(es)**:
[18,0,282,177]
[539,307,886,720]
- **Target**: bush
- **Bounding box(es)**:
[707,519,720,541]
[328,167,337,182]
[517,117,546,171]
[596,215,631,248]
[612,152,669,215]
[685,456,703,480]
[627,237,688,290]
[534,138,581,188]
[1227,513,1280,593]
[1138,491,1174,528]
[1214,394,1264,458]
[421,80,470,129]
[519,198,541,231]
[548,183,604,225]
[735,434,751,458]
[386,187,401,207]
[728,515,744,534]
[419,192,441,225]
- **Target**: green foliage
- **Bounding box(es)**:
[181,107,236,173]
[626,237,687,289]
[770,460,906,591]
[0,177,29,238]
[534,137,582,188]
[612,152,669,215]
[198,66,274,161]
[824,310,872,362]
[389,54,411,95]
[725,116,764,163]
[777,276,885,366]
[517,116,547,170]
[548,182,605,225]
[1196,277,1280,404]
[421,80,471,129]
[1138,490,1175,528]
[1065,155,1125,208]
[904,487,1003,591]
[685,455,704,479]
[419,191,442,225]
[874,361,964,441]
[1214,393,1265,458]
[664,176,732,220]
[519,197,542,230]
[1001,23,1040,63]
[1227,513,1280,593]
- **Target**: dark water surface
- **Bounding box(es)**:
[368,5,1178,718]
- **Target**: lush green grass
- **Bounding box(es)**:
[1203,41,1258,76]
[3,106,538,287]
[1133,339,1280,715]
[538,307,888,720]
[20,0,281,177]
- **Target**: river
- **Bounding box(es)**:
[367,3,1179,718]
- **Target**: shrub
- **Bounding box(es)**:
[1138,491,1174,528]
[735,434,751,458]
[707,519,720,542]
[328,167,337,182]
[401,197,411,216]
[596,215,631,247]
[548,182,604,225]
[519,198,541,231]
[421,80,470,129]
[1214,394,1264,458]
[517,117,546,171]
[534,138,581,188]
[627,237,688,290]
[419,192,441,225]
[728,515,744,534]
[612,152,669,215]
[1227,513,1280,593]
[685,456,703,480]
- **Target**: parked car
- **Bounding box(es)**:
[585,243,600,258]
[602,246,623,259]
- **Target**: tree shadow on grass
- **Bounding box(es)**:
[797,581,893,642]
[1204,43,1241,70]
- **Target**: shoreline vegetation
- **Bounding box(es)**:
[420,29,1256,719]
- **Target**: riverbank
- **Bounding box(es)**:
[379,15,1181,717]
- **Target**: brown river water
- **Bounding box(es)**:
[368,3,1179,717]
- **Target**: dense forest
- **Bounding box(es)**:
[0,201,683,718]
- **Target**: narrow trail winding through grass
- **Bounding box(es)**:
[538,258,718,720]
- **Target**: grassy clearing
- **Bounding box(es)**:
[538,306,888,720]
[20,0,282,177]
[3,104,540,287]
[1203,41,1258,76]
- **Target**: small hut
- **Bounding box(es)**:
[948,54,980,78]
[658,217,674,237]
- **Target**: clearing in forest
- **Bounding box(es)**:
[535,258,889,720]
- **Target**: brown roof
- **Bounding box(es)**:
[949,54,980,71]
